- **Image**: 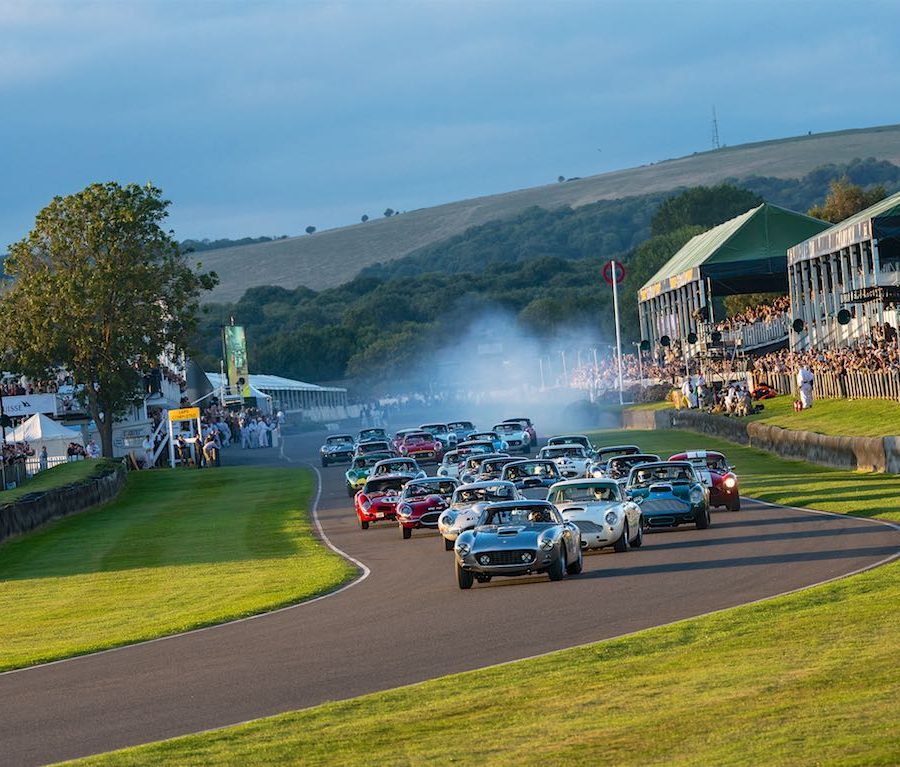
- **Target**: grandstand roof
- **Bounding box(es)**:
[639,203,830,301]
[205,372,346,393]
[789,190,900,263]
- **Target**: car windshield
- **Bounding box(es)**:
[405,480,457,498]
[608,455,657,475]
[405,435,429,444]
[352,454,388,469]
[327,436,353,446]
[484,506,557,525]
[597,446,639,462]
[364,478,406,494]
[465,456,486,471]
[453,484,514,504]
[358,429,385,441]
[505,462,559,480]
[549,484,620,503]
[543,447,584,458]
[493,424,517,434]
[442,452,460,464]
[481,459,512,474]
[422,424,447,435]
[630,465,695,486]
[376,460,415,474]
[358,441,390,453]
[449,422,473,431]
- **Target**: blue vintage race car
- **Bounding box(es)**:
[624,461,710,529]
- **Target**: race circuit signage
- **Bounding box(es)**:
[2,394,58,417]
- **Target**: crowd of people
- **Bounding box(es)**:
[711,295,790,332]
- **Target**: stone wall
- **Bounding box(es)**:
[626,407,895,474]
[0,462,127,543]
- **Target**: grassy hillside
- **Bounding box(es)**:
[200,124,900,302]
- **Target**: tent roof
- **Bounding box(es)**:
[6,413,82,443]
[205,373,346,394]
[639,203,831,301]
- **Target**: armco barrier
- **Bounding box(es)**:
[632,408,895,473]
[0,462,127,543]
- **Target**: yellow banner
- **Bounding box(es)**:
[168,407,200,422]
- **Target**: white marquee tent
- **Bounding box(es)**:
[5,413,84,458]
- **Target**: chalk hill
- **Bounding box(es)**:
[200,124,900,303]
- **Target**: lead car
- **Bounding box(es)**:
[454,500,582,589]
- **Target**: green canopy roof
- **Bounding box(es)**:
[639,203,830,301]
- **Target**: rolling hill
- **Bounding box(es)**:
[199,124,900,303]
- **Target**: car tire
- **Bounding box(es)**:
[696,508,711,529]
[728,496,741,512]
[347,486,355,497]
[548,547,566,581]
[402,525,412,540]
[321,457,329,467]
[631,518,644,548]
[444,537,454,551]
[566,546,583,575]
[359,518,369,530]
[456,562,474,590]
[613,521,630,553]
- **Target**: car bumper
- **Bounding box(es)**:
[570,518,619,549]
[710,487,739,506]
[643,505,705,527]
[456,548,551,575]
[358,507,398,523]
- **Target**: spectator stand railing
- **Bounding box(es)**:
[755,369,900,401]
[720,316,789,351]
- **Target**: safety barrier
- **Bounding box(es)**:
[755,369,900,401]
[0,461,127,543]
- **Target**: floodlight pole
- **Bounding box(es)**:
[611,260,625,405]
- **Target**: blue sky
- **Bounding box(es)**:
[2,0,899,246]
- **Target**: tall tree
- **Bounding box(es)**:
[651,184,762,237]
[807,177,887,223]
[1,182,218,457]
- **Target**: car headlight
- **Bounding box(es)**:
[539,538,554,551]
[605,511,618,525]
[360,499,371,511]
[592,470,604,478]
[398,504,411,517]
[724,476,736,489]
[690,488,704,504]
[456,542,470,556]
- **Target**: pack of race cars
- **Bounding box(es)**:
[320,419,740,589]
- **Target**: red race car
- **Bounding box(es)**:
[668,450,740,511]
[396,430,443,463]
[396,477,461,539]
[355,474,417,530]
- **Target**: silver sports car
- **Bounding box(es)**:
[453,500,583,589]
[437,480,520,551]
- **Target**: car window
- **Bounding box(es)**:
[550,484,620,503]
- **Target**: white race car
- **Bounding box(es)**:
[437,449,465,478]
[546,478,643,552]
[492,422,531,454]
[538,443,593,478]
[437,480,521,551]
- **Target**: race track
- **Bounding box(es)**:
[2,431,899,766]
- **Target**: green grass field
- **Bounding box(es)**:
[60,429,900,767]
[633,395,900,438]
[0,466,354,671]
[0,458,120,502]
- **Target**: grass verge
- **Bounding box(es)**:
[58,430,900,767]
[628,394,900,438]
[0,466,354,671]
[0,458,120,503]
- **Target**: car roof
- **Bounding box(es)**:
[364,472,417,485]
[504,459,554,467]
[542,443,586,450]
[630,461,693,471]
[403,431,433,438]
[669,450,726,460]
[419,422,447,428]
[549,478,619,488]
[408,476,459,486]
[482,499,553,510]
[549,434,588,441]
[502,418,532,424]
[456,480,516,490]
[328,434,354,440]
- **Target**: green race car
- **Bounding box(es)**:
[345,452,395,497]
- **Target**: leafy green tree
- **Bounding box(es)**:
[1,182,218,456]
[361,214,369,223]
[650,184,762,237]
[807,177,887,223]
[305,225,316,235]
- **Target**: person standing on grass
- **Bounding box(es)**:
[797,365,814,409]
[142,434,154,468]
[246,417,257,449]
[39,445,48,471]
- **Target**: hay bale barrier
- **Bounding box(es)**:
[0,462,127,543]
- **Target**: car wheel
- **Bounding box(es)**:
[359,517,369,530]
[347,486,355,497]
[444,537,454,551]
[613,521,630,553]
[402,525,412,540]
[631,518,644,548]
[566,545,583,575]
[728,496,741,512]
[321,457,329,467]
[456,562,474,590]
[696,507,711,529]
[548,547,566,581]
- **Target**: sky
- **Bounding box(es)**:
[2,0,900,247]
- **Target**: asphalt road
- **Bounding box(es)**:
[2,431,899,766]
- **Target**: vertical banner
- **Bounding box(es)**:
[222,325,251,397]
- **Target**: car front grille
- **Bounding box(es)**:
[641,498,689,513]
[412,451,434,459]
[419,511,442,527]
[573,519,604,534]
[475,549,536,566]
[507,440,522,447]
